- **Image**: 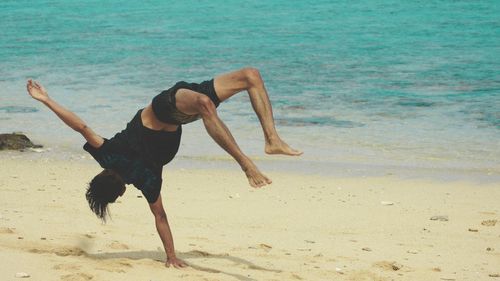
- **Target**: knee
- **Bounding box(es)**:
[241,67,262,86]
[196,95,216,117]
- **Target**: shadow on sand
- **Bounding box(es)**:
[86,249,282,281]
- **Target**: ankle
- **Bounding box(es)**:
[265,134,280,145]
[240,158,255,172]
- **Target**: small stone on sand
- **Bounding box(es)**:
[15,272,30,278]
[391,262,403,271]
[432,267,442,272]
[228,193,240,199]
[374,261,403,271]
[481,219,497,226]
[259,243,272,250]
[430,215,449,221]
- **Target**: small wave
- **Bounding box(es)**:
[281,105,307,110]
[473,110,500,129]
[395,99,435,108]
[0,106,39,113]
[460,102,500,129]
[89,104,112,109]
[276,117,364,128]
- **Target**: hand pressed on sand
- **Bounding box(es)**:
[166,256,188,269]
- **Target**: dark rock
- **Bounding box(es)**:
[0,133,42,150]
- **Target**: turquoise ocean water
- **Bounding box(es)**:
[1,1,499,179]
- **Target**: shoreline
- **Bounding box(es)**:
[2,148,499,184]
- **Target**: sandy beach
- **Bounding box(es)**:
[0,153,498,281]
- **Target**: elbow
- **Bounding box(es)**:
[73,124,88,133]
[153,210,167,221]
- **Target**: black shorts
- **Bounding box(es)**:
[152,79,221,125]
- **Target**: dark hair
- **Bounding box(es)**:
[86,169,125,222]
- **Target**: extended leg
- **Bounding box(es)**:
[214,67,302,156]
[175,88,272,188]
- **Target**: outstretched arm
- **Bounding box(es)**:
[26,80,104,148]
[149,194,188,268]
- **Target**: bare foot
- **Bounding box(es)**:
[265,138,303,156]
[243,164,272,188]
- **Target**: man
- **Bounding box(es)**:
[26,67,302,268]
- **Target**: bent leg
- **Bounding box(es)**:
[175,88,271,188]
[214,67,302,156]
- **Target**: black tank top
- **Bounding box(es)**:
[84,109,182,203]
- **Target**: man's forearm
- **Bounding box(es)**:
[155,214,177,259]
[42,98,87,132]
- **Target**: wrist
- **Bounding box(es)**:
[40,96,51,104]
[166,248,176,259]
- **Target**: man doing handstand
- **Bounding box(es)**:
[26,67,302,268]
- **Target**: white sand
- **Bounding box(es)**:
[0,155,499,281]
